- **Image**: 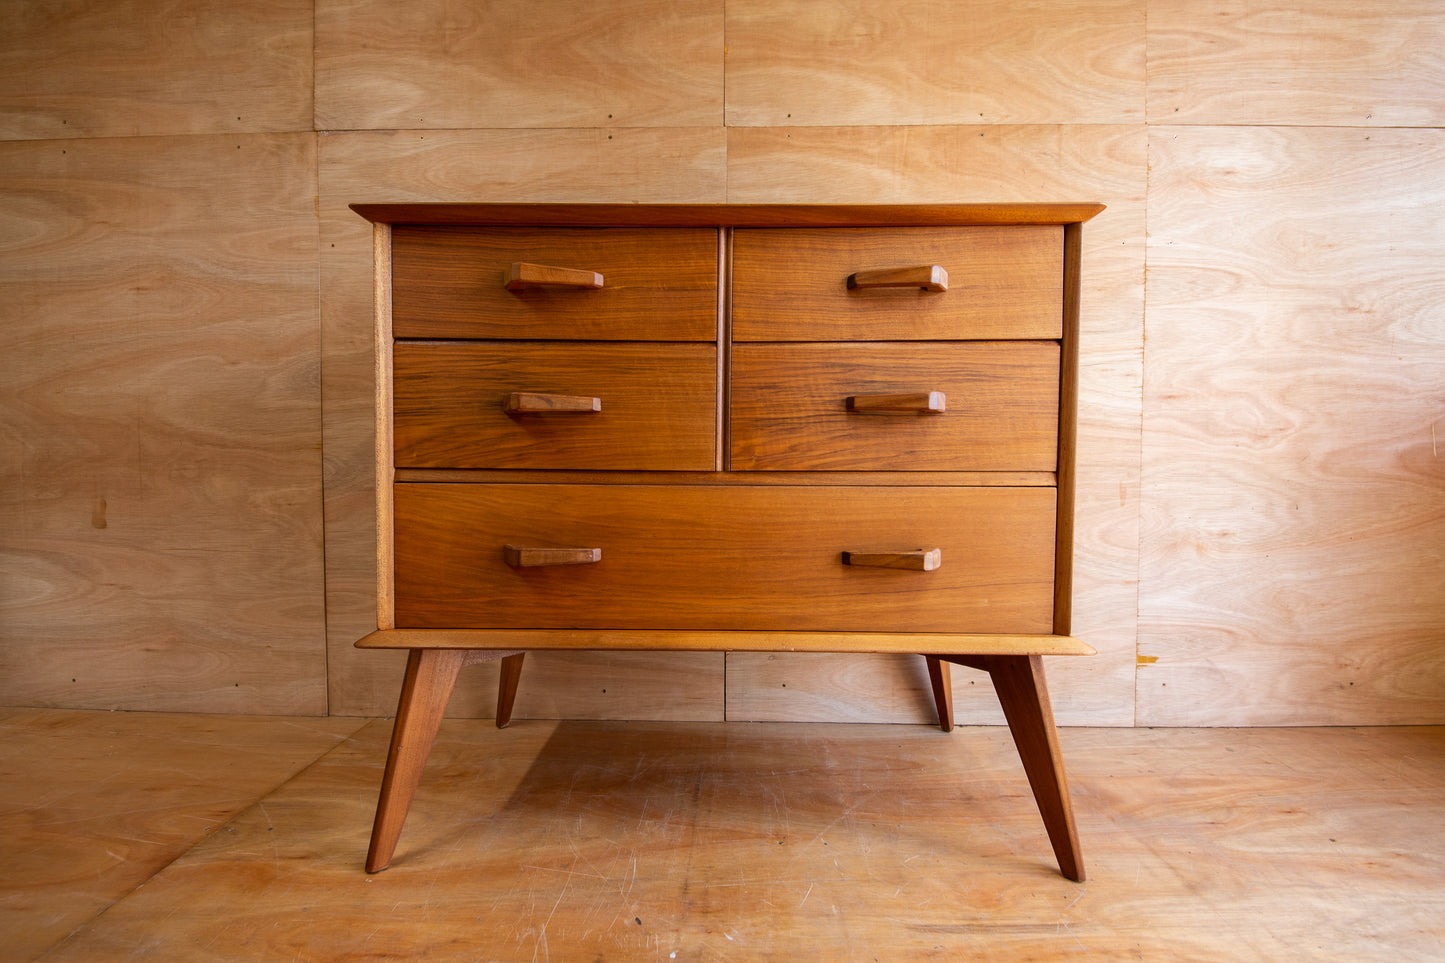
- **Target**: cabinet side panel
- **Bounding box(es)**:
[374,223,395,630]
[1054,221,1083,636]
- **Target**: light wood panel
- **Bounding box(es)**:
[0,708,364,962]
[0,0,313,140]
[727,651,1007,725]
[727,125,1146,725]
[725,0,1145,126]
[1140,126,1445,726]
[33,717,1445,960]
[441,651,725,722]
[1148,0,1445,126]
[317,129,727,717]
[0,134,327,714]
[315,0,723,130]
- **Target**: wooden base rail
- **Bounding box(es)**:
[358,631,1091,881]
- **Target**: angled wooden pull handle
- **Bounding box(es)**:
[505,261,604,290]
[845,391,946,413]
[846,265,948,292]
[503,544,602,568]
[504,392,601,414]
[842,548,942,571]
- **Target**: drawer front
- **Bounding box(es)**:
[393,484,1056,633]
[391,227,718,340]
[731,226,1062,341]
[730,342,1059,471]
[393,342,717,470]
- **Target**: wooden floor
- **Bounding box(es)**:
[2,709,1441,961]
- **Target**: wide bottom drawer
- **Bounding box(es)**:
[393,484,1056,633]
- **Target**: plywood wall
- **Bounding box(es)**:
[1,1,1440,726]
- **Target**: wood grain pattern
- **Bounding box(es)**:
[0,708,364,962]
[373,223,396,630]
[725,0,1144,126]
[356,628,1094,657]
[503,392,603,413]
[315,0,723,130]
[0,0,313,140]
[975,654,1084,881]
[731,226,1063,341]
[0,134,327,714]
[503,545,602,568]
[1148,0,1445,126]
[727,125,1147,726]
[842,548,942,571]
[1053,221,1086,638]
[366,648,469,872]
[505,261,604,290]
[31,719,1445,960]
[392,484,1057,633]
[727,652,1008,725]
[393,469,1057,487]
[1140,126,1445,726]
[360,651,1083,878]
[353,202,1108,228]
[393,342,716,469]
[449,651,726,722]
[318,128,727,717]
[390,226,718,341]
[730,342,1059,471]
[493,652,526,727]
[848,264,950,292]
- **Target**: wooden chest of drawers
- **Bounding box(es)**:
[352,203,1101,880]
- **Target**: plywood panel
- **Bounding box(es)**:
[1139,127,1445,726]
[0,134,326,714]
[37,719,1445,960]
[726,652,1006,725]
[0,0,313,140]
[444,652,725,722]
[726,0,1144,126]
[727,125,1146,725]
[318,129,727,717]
[0,709,364,961]
[1147,0,1445,126]
[315,0,723,130]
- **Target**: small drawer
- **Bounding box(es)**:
[393,342,716,469]
[390,227,718,340]
[731,226,1062,341]
[730,342,1059,471]
[393,483,1056,633]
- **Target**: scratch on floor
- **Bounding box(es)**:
[799,882,814,908]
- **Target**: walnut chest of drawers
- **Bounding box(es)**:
[352,203,1101,880]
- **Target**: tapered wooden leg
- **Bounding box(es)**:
[366,648,467,873]
[494,652,526,728]
[924,655,954,732]
[985,654,1085,882]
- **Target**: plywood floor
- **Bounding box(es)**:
[3,709,1441,961]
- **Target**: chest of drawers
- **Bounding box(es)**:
[352,203,1101,880]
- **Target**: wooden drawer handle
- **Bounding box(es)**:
[846,265,948,292]
[504,392,601,414]
[505,261,604,290]
[842,548,942,571]
[503,544,602,568]
[845,391,946,413]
